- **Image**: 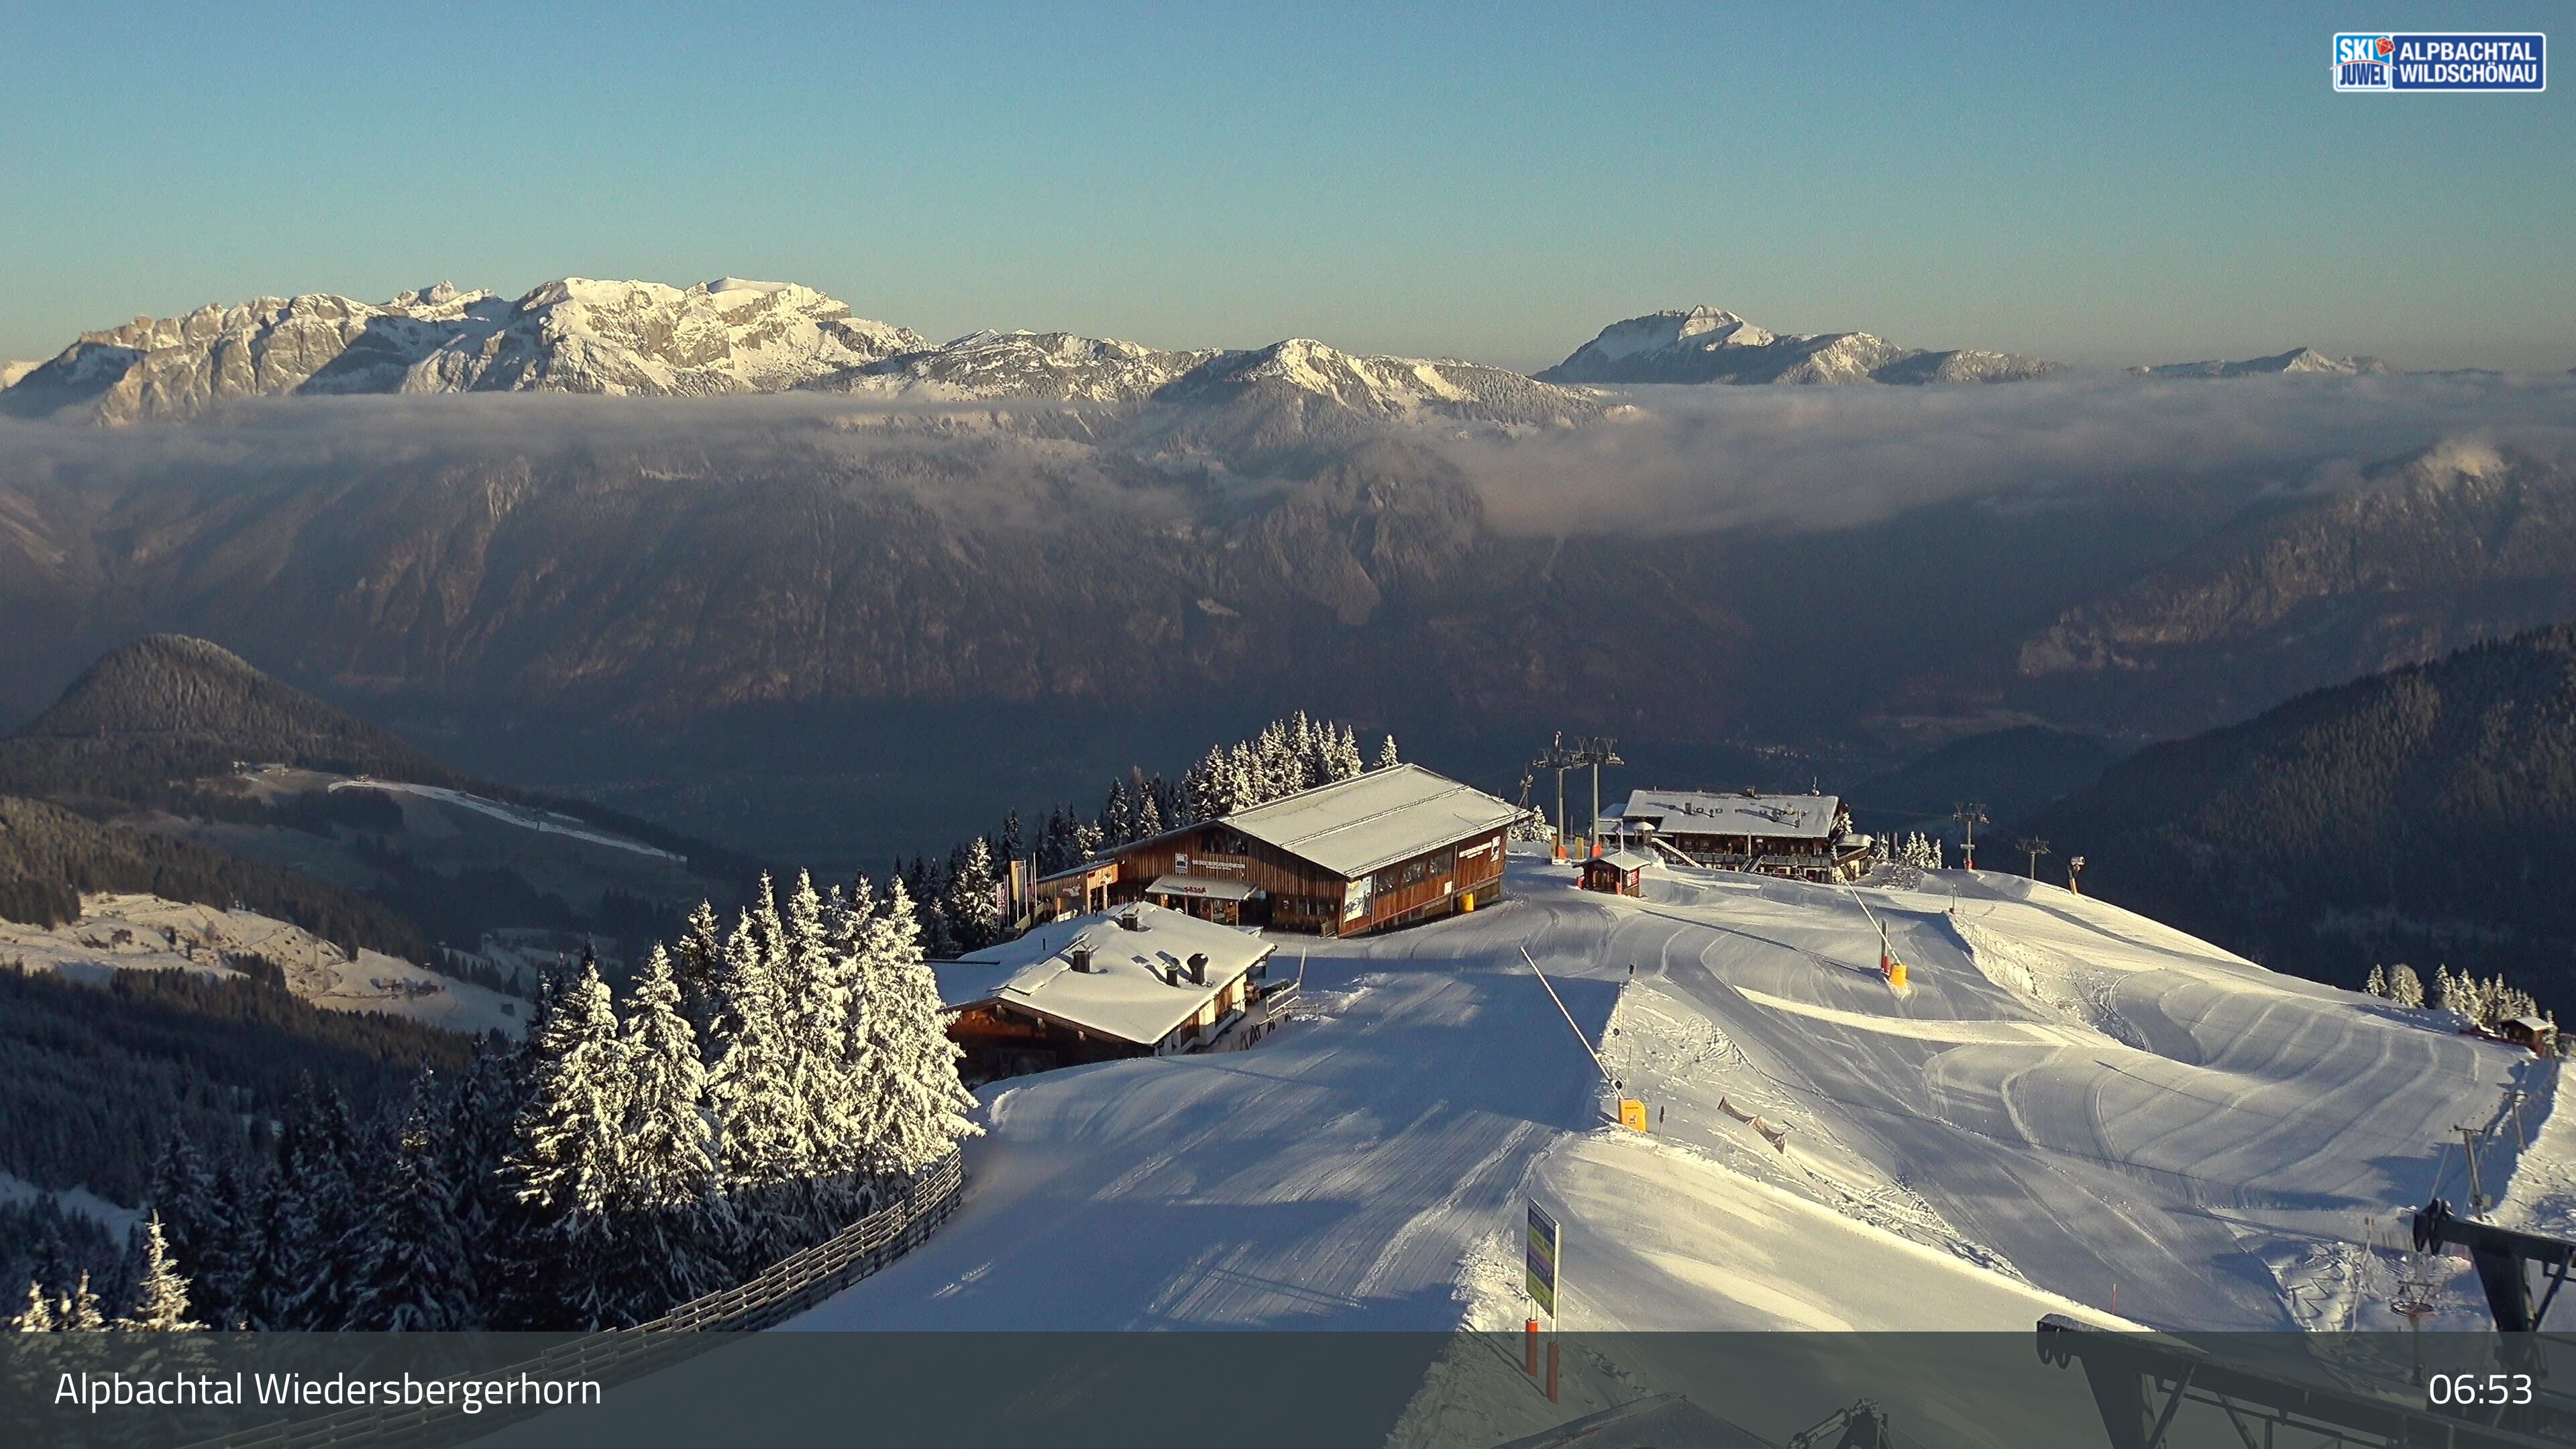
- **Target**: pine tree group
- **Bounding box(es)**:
[97,870,981,1334]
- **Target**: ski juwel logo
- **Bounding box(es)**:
[2334,34,2395,90]
[2334,32,2546,93]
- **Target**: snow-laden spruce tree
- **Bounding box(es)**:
[708,877,805,1212]
[2387,963,2426,1008]
[147,1131,229,1328]
[251,1081,362,1330]
[945,839,1002,955]
[117,1214,204,1332]
[346,1081,473,1331]
[10,1279,54,1332]
[776,871,843,1184]
[502,959,630,1330]
[60,1273,105,1331]
[614,943,720,1315]
[1133,784,1163,838]
[672,899,727,1039]
[2365,964,2388,998]
[1102,780,1136,846]
[857,879,982,1181]
[1375,735,1401,771]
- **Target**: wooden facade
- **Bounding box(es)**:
[946,973,1256,1084]
[1054,822,1507,936]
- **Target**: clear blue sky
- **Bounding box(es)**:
[3,1,2567,371]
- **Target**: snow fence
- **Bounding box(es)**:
[181,1148,965,1449]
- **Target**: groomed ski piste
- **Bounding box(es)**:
[790,847,2560,1336]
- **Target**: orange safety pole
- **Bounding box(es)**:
[1525,1318,1539,1375]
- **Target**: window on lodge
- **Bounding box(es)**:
[1201,829,1254,856]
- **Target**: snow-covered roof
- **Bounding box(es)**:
[1589,849,1655,872]
[937,904,1275,1047]
[1144,874,1256,902]
[1225,763,1521,879]
[1619,790,1841,841]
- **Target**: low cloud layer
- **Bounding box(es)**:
[1451,372,2576,537]
[3,375,2573,544]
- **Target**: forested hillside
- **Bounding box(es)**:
[0,959,476,1203]
[0,635,465,809]
[0,794,431,959]
[2031,623,2576,991]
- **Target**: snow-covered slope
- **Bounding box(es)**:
[2131,347,2394,378]
[793,853,2553,1333]
[0,278,928,423]
[1539,307,2060,386]
[0,361,40,389]
[824,329,1218,402]
[0,891,524,1036]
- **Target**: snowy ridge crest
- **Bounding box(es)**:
[1539,305,2062,387]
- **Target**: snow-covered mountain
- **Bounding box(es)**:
[0,278,929,424]
[0,361,39,390]
[0,280,1605,432]
[2129,346,2394,378]
[1538,305,2060,386]
[825,329,1218,403]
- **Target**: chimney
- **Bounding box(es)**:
[1188,952,1208,986]
[1069,944,1093,973]
[1118,908,1145,932]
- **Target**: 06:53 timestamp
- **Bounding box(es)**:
[2428,1373,2533,1407]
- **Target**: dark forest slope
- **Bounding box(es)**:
[2031,624,2576,991]
[0,634,463,808]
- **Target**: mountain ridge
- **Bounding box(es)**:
[1536,305,2062,386]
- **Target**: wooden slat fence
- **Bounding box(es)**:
[180,1149,965,1449]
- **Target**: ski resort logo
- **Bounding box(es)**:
[2334,34,2395,89]
[2335,32,2545,91]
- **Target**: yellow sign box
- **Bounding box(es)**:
[1619,1098,1648,1132]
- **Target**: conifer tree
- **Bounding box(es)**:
[2365,963,2388,998]
[346,1083,473,1332]
[11,1280,55,1332]
[502,959,629,1329]
[1102,780,1136,847]
[146,1132,227,1326]
[672,900,727,1038]
[605,945,721,1321]
[61,1273,105,1331]
[860,880,983,1179]
[117,1215,202,1332]
[708,878,803,1208]
[1134,782,1164,837]
[1375,735,1401,771]
[2388,963,2426,1008]
[945,839,1002,955]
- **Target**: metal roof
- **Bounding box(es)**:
[1224,763,1522,879]
[1589,849,1655,871]
[937,903,1275,1046]
[1618,789,1842,841]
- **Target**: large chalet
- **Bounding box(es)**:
[1036,763,1521,936]
[1614,788,1870,883]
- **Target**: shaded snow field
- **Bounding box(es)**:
[794,853,2564,1334]
[0,892,523,1038]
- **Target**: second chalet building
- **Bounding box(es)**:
[1038,763,1521,936]
[1613,788,1871,883]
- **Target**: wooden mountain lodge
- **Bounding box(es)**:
[936,902,1283,1083]
[1036,763,1522,937]
[1614,788,1871,883]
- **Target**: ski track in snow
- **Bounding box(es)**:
[792,855,2574,1334]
